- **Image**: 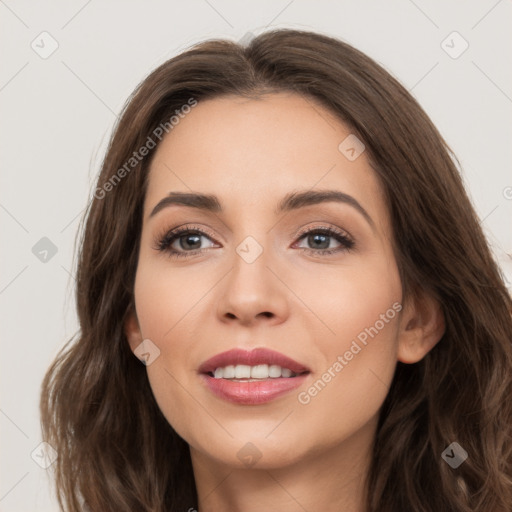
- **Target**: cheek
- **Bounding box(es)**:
[133,258,206,339]
[294,262,402,438]
[132,260,217,438]
[295,247,401,355]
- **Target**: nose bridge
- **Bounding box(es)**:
[228,205,272,277]
[230,232,272,298]
[217,229,288,324]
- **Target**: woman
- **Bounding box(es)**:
[40,28,512,511]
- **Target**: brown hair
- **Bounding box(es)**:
[40,28,512,511]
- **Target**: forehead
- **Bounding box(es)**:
[144,92,388,232]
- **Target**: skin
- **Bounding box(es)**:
[125,92,445,512]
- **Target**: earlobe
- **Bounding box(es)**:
[397,291,445,364]
[124,306,143,353]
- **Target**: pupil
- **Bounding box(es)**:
[181,234,201,250]
[309,234,329,249]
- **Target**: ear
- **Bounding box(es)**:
[124,305,144,353]
[397,290,445,364]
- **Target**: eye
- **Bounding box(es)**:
[293,226,354,257]
[153,224,355,259]
[153,224,218,258]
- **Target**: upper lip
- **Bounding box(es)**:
[199,348,310,375]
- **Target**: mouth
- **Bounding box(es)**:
[198,348,311,405]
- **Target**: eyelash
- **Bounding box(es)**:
[153,223,355,259]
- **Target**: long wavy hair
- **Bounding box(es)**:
[40,28,512,511]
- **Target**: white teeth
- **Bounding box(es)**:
[268,365,282,378]
[223,365,235,378]
[251,364,268,379]
[235,364,251,379]
[212,364,298,379]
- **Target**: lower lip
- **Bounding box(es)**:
[200,373,309,405]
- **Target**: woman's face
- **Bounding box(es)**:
[127,92,405,470]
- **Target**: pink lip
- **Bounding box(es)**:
[198,348,310,375]
[201,374,309,405]
[198,348,311,405]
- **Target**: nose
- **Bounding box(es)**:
[216,241,289,327]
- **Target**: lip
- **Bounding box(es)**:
[198,348,311,405]
[201,373,309,405]
[198,348,310,375]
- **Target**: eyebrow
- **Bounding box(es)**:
[149,189,375,229]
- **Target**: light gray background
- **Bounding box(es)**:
[1,1,511,510]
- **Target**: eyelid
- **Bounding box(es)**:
[152,223,220,253]
[291,222,353,243]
